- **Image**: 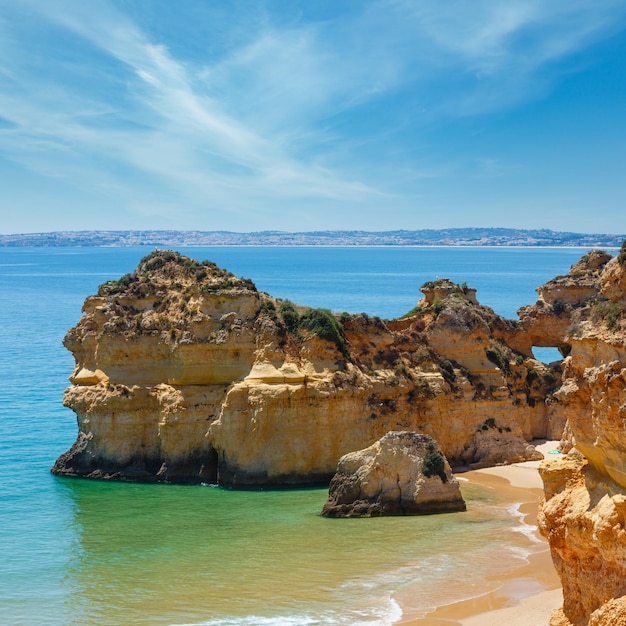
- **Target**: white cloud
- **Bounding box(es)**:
[0,0,625,230]
[383,0,626,113]
[0,0,385,224]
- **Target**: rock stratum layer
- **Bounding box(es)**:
[535,244,626,625]
[53,249,570,486]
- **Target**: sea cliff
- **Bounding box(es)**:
[537,244,626,625]
[53,249,567,486]
[52,245,626,622]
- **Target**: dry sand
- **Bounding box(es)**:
[398,441,563,626]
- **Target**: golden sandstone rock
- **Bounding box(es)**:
[53,249,564,485]
[321,431,466,517]
[52,244,626,623]
[537,243,626,625]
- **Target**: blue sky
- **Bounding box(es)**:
[1,0,625,234]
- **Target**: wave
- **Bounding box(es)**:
[171,597,403,626]
[506,502,544,544]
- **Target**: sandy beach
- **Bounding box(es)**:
[398,441,563,626]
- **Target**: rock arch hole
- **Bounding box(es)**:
[532,346,565,365]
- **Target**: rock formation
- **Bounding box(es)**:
[52,249,568,486]
[50,243,626,623]
[321,431,465,517]
[535,244,626,625]
[539,455,626,626]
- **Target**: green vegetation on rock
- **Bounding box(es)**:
[422,447,448,483]
[279,300,300,333]
[299,308,347,355]
[590,299,622,332]
[485,345,510,372]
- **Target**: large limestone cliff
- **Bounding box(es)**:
[537,244,626,625]
[53,249,567,487]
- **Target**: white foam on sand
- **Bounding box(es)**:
[174,596,403,626]
[507,502,544,544]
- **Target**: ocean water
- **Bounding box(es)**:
[0,245,605,625]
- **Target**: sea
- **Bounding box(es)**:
[0,245,608,626]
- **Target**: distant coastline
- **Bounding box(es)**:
[0,228,624,248]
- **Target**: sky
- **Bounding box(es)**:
[1,0,626,234]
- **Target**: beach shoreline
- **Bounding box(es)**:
[397,441,562,626]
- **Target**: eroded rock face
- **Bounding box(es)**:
[321,432,465,517]
[511,249,613,357]
[539,457,626,626]
[53,249,570,486]
[537,247,626,626]
[52,245,626,622]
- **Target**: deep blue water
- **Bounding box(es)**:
[0,246,605,625]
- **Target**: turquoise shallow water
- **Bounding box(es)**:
[50,480,526,625]
[0,246,605,625]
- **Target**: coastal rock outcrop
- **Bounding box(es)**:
[51,243,626,624]
[321,431,465,517]
[539,456,626,626]
[537,243,626,625]
[53,249,567,486]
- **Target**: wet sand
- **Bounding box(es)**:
[398,441,563,625]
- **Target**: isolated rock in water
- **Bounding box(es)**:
[321,431,466,517]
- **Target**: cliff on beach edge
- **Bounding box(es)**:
[538,243,626,625]
[52,244,626,623]
[53,248,572,486]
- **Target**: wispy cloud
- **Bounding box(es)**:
[0,0,625,230]
[382,0,626,114]
[1,0,390,225]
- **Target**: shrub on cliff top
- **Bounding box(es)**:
[98,271,138,295]
[279,300,300,332]
[139,249,179,272]
[138,250,223,277]
[258,299,278,323]
[298,308,347,355]
[401,306,418,318]
[422,278,456,290]
[133,250,257,292]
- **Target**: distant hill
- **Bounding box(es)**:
[0,228,624,247]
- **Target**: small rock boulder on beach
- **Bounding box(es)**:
[321,431,466,517]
